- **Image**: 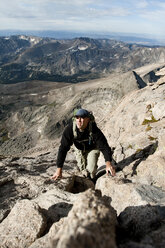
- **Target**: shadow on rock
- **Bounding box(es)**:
[0,179,18,222]
[117,204,165,245]
[41,202,73,236]
[93,142,158,183]
[68,175,95,194]
[116,141,158,173]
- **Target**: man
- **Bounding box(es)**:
[52,108,116,180]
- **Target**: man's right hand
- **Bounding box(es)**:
[51,168,62,180]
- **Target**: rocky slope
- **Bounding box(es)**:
[0,69,142,156]
[1,35,165,84]
[1,62,165,156]
[0,62,165,247]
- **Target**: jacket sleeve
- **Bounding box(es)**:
[56,124,73,168]
[94,125,112,162]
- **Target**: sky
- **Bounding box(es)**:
[0,0,165,39]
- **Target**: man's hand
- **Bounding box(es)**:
[51,168,62,180]
[105,161,116,177]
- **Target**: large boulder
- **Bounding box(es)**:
[50,189,117,248]
[0,200,47,248]
[96,175,165,215]
[96,176,145,215]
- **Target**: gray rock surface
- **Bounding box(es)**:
[0,63,165,247]
[50,189,117,248]
[29,218,66,248]
[0,200,46,248]
[0,152,94,223]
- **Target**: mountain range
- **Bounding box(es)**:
[0,35,165,84]
[1,30,165,46]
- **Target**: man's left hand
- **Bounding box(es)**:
[105,161,116,176]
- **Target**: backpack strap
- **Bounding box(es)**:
[73,118,78,139]
[88,121,93,145]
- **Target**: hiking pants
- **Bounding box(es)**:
[74,147,100,178]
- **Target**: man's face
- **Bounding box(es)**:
[75,116,90,131]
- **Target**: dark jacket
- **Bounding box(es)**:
[56,121,112,168]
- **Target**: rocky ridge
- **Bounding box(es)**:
[0,63,165,247]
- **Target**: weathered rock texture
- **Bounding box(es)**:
[0,152,87,223]
[50,189,117,248]
[0,200,46,248]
